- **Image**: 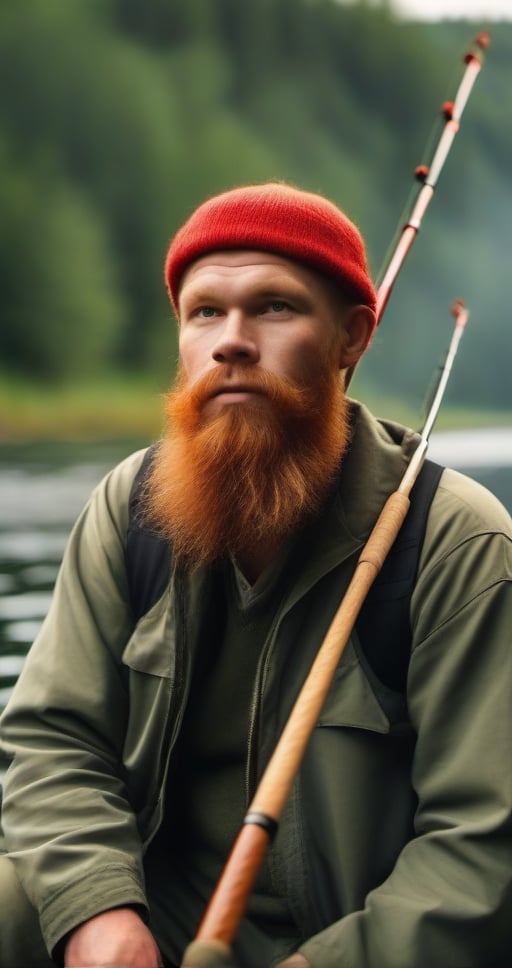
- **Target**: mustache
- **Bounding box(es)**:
[175,364,324,417]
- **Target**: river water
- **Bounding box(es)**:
[1,431,511,775]
[0,439,144,776]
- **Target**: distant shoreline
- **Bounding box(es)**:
[0,374,510,444]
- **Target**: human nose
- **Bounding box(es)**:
[211,311,260,364]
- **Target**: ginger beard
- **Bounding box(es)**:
[146,359,350,569]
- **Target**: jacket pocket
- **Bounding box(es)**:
[317,639,391,734]
[122,587,175,679]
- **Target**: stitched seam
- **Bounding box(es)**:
[412,577,511,653]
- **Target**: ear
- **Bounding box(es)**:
[337,305,376,369]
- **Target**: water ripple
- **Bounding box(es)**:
[0,655,26,677]
[5,621,43,644]
[0,592,52,621]
[0,530,69,562]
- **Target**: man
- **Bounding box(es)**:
[1,183,511,968]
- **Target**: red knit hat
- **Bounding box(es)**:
[165,183,377,313]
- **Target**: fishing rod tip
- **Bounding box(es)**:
[451,298,469,327]
[451,298,465,316]
[464,32,490,66]
[475,32,491,50]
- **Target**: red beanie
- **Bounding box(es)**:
[165,183,377,313]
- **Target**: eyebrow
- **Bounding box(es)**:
[180,277,312,309]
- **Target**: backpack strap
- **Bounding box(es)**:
[355,458,444,693]
[125,444,171,622]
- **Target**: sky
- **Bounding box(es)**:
[390,0,512,19]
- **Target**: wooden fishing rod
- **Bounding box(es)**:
[181,301,470,968]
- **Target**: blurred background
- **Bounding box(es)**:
[0,0,511,432]
[0,0,511,723]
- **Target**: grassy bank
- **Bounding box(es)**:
[0,373,510,443]
[0,374,166,442]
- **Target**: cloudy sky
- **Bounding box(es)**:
[391,0,512,19]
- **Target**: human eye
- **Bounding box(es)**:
[261,299,292,317]
[196,306,219,318]
[182,304,222,324]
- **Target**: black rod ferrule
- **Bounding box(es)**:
[243,811,278,840]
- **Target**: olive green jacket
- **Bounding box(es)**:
[1,401,512,967]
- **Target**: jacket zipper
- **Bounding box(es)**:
[244,612,283,806]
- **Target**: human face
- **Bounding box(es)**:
[177,250,351,417]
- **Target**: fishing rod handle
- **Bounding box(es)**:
[193,823,270,947]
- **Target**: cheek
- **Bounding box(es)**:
[178,332,209,379]
[276,330,338,382]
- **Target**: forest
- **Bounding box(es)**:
[0,0,510,424]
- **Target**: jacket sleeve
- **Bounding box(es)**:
[299,470,512,968]
[0,449,149,956]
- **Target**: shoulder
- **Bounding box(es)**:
[425,466,512,555]
[81,447,151,541]
[101,447,150,501]
[412,467,512,644]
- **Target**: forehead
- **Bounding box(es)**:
[180,249,324,292]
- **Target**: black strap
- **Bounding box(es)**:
[125,444,171,622]
[355,459,444,693]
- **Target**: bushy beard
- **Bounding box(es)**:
[145,362,350,570]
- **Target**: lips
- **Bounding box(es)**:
[211,384,260,397]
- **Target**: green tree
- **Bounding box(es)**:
[0,0,510,409]
[0,148,126,380]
